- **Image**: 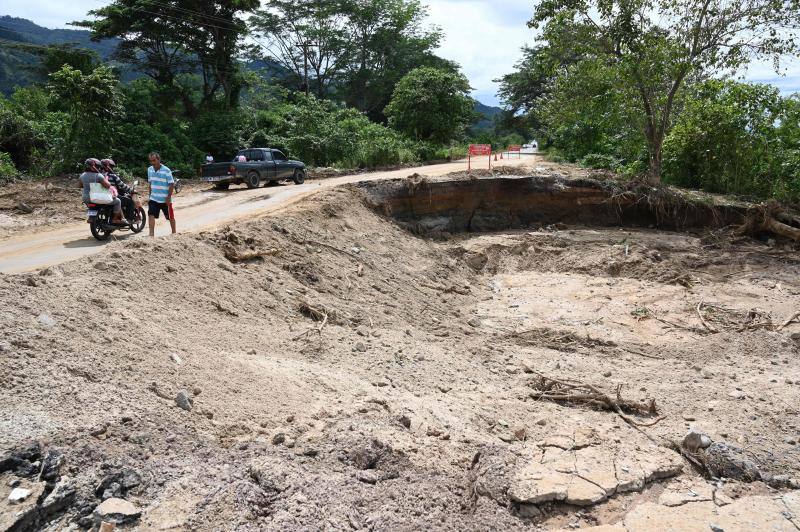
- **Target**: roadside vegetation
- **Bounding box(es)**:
[497,0,800,203]
[0,0,506,180]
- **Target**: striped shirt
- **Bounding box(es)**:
[147,164,174,203]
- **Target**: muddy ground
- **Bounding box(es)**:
[1,173,799,531]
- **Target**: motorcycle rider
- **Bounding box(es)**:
[79,158,126,224]
[100,158,135,220]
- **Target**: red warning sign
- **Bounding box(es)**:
[468,144,492,171]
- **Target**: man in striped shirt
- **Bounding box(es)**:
[146,152,176,237]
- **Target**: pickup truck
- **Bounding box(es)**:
[199,148,307,190]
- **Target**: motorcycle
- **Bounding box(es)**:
[86,180,147,241]
[172,170,183,195]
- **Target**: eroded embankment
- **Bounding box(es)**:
[359,175,747,235]
[1,182,799,531]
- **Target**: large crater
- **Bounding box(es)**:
[358,175,746,235]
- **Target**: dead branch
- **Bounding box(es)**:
[696,302,719,333]
[529,371,659,418]
[761,216,800,241]
[302,239,362,261]
[224,247,279,263]
[777,311,800,331]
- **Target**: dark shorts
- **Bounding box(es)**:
[148,200,173,220]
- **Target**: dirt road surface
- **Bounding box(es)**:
[0,157,533,274]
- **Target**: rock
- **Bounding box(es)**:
[247,348,257,355]
[354,342,367,353]
[93,261,109,271]
[175,390,193,411]
[356,326,369,337]
[0,441,42,477]
[701,368,713,379]
[169,353,183,365]
[272,433,286,445]
[15,202,34,214]
[95,468,141,500]
[728,390,745,399]
[355,470,379,484]
[467,317,482,328]
[37,313,56,328]
[518,503,542,518]
[603,371,612,378]
[93,498,141,525]
[682,414,696,421]
[0,482,45,531]
[8,487,32,503]
[426,427,443,437]
[398,415,412,429]
[683,430,712,452]
[703,442,761,481]
[40,477,77,517]
[509,429,683,506]
[709,524,724,532]
[464,252,488,271]
[514,428,527,441]
[535,419,547,426]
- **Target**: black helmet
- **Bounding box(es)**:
[84,158,101,172]
[100,158,116,171]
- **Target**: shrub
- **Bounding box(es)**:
[0,152,18,182]
[580,153,621,170]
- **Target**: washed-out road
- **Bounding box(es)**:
[0,156,533,274]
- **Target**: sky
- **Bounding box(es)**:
[3,0,799,107]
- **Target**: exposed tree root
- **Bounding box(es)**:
[528,371,662,423]
[223,246,279,263]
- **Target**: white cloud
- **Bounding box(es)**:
[425,0,536,106]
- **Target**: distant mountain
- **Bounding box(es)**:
[0,16,116,53]
[471,100,504,131]
[0,16,122,94]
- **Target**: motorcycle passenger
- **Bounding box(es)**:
[79,158,126,225]
[100,158,135,220]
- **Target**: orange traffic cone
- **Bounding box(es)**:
[500,152,504,159]
[494,153,498,161]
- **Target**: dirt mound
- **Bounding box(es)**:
[1,183,799,530]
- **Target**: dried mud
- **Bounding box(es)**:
[1,179,799,531]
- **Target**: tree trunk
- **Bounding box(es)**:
[646,132,664,185]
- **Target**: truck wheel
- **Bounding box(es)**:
[214,182,230,191]
[246,171,261,189]
[292,169,306,185]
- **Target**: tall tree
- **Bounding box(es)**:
[339,0,449,121]
[77,0,257,113]
[48,64,122,166]
[250,0,351,99]
[384,66,474,144]
[530,0,800,183]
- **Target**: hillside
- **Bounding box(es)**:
[472,100,503,131]
[0,16,119,94]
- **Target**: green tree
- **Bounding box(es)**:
[538,58,645,169]
[251,0,350,98]
[338,0,450,121]
[384,67,474,144]
[530,0,800,183]
[48,64,123,168]
[663,80,787,197]
[78,0,258,113]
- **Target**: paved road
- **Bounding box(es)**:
[0,156,533,274]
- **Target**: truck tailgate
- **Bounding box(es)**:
[200,163,235,180]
